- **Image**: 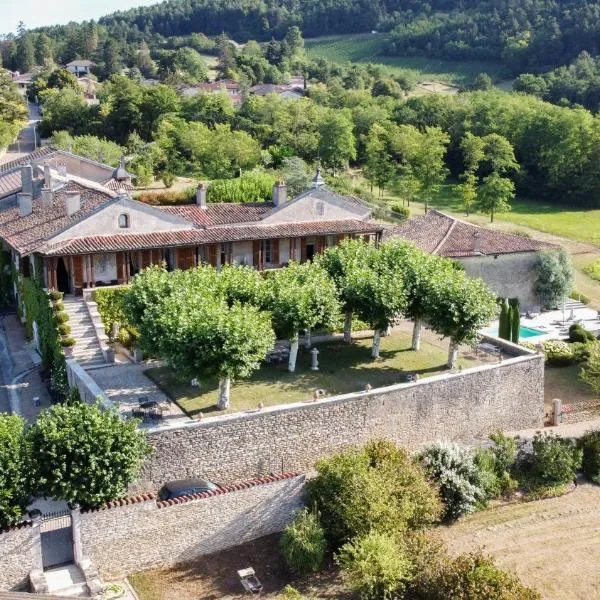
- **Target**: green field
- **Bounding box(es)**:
[305,34,505,85]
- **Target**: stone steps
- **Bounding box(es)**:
[62,297,106,370]
[43,564,88,598]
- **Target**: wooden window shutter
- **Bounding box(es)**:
[336,234,345,245]
[272,239,279,265]
[177,247,194,270]
[252,240,261,269]
[72,255,84,288]
[363,234,371,244]
[116,252,125,284]
[300,238,307,262]
[140,250,152,270]
[208,244,217,267]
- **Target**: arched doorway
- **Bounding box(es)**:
[56,258,70,294]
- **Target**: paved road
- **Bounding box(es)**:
[0,102,41,166]
[0,317,15,413]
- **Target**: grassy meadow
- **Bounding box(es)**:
[305,33,505,85]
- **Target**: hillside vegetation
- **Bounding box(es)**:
[305,34,504,85]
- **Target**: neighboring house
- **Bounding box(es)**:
[249,83,304,99]
[0,148,132,203]
[386,210,557,310]
[181,79,243,105]
[0,151,383,296]
[11,67,44,96]
[76,76,100,102]
[65,60,96,77]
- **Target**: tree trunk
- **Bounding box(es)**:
[304,329,312,349]
[412,319,423,351]
[343,311,352,344]
[371,329,382,359]
[490,209,494,223]
[217,377,231,410]
[447,338,459,370]
[288,335,299,373]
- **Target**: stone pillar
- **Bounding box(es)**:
[310,347,320,371]
[71,504,84,566]
[552,398,562,426]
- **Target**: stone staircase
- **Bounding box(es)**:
[62,297,106,370]
[43,564,89,598]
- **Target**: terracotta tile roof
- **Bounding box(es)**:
[102,179,134,192]
[0,147,56,174]
[159,202,275,226]
[384,210,556,257]
[0,182,114,255]
[41,219,384,255]
[0,168,22,198]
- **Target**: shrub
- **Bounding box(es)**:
[411,550,541,600]
[280,508,326,574]
[572,341,594,363]
[161,172,175,188]
[57,323,71,336]
[529,432,582,487]
[541,339,574,366]
[307,440,442,549]
[0,414,31,529]
[207,171,277,203]
[279,587,321,600]
[134,187,196,206]
[54,311,70,325]
[581,341,600,395]
[337,531,412,600]
[52,301,65,313]
[570,289,590,304]
[534,249,574,310]
[583,259,600,283]
[28,401,151,508]
[117,327,132,348]
[390,203,410,219]
[578,431,600,484]
[48,290,64,302]
[569,323,595,343]
[419,442,487,521]
[60,336,76,348]
[94,287,129,339]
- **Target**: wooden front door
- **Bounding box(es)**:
[72,255,84,290]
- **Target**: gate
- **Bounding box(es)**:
[40,510,74,569]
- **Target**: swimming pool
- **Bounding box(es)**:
[485,325,546,339]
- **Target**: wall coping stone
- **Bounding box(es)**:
[81,471,301,513]
[0,520,34,536]
[145,344,539,437]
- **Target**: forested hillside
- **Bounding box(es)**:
[3,0,600,77]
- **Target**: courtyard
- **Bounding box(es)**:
[143,328,493,418]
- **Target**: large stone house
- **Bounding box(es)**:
[0,151,383,296]
[386,210,557,310]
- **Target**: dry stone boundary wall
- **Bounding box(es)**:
[142,349,544,488]
[77,473,305,579]
[0,523,42,591]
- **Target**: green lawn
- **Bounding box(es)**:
[145,330,481,418]
[305,34,504,85]
[387,181,600,247]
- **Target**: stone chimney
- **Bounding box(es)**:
[65,191,81,217]
[272,180,287,206]
[473,230,482,254]
[18,193,32,217]
[41,187,53,209]
[43,162,52,189]
[196,183,207,209]
[57,163,67,177]
[21,164,33,196]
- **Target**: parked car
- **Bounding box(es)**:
[158,478,219,500]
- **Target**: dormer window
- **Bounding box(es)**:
[118,214,130,228]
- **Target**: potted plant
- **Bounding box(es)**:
[60,336,76,356]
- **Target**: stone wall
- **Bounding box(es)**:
[141,351,544,488]
[78,473,305,579]
[459,252,540,311]
[0,523,42,591]
[65,359,112,409]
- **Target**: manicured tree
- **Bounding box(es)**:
[477,173,515,223]
[509,297,521,344]
[425,271,497,369]
[317,239,375,343]
[534,249,574,309]
[29,402,150,509]
[217,264,265,307]
[498,298,510,341]
[0,415,31,529]
[265,261,340,372]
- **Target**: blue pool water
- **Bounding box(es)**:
[486,325,546,339]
